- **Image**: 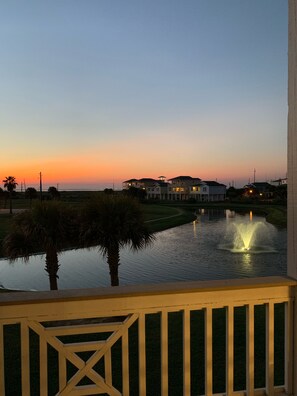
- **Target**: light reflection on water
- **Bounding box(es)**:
[0,210,287,291]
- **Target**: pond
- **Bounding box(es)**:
[0,209,287,291]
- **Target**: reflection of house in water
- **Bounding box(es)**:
[197,208,227,221]
[225,209,236,219]
[122,176,226,201]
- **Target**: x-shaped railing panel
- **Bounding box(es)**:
[28,314,139,395]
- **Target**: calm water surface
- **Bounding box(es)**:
[0,209,287,291]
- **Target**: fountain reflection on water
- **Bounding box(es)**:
[219,210,278,254]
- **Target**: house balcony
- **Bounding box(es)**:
[1,276,297,395]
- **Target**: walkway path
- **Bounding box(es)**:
[0,209,26,214]
[144,208,184,223]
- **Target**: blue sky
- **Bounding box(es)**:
[1,0,287,189]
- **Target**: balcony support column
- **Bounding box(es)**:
[288,2,297,395]
[288,0,297,279]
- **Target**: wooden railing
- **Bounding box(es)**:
[0,276,297,395]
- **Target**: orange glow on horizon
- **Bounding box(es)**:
[1,144,286,189]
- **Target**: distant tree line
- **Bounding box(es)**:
[1,176,63,213]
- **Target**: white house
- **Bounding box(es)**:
[190,181,226,201]
[167,176,202,200]
[123,176,226,201]
[146,182,169,200]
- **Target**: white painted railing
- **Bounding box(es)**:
[0,276,296,395]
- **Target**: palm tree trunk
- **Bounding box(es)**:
[9,192,12,214]
[107,244,120,286]
[45,249,59,290]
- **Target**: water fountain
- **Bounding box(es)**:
[219,214,278,254]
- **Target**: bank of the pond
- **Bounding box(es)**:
[142,204,196,232]
[152,202,287,228]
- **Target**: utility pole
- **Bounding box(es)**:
[254,168,256,183]
[39,172,43,201]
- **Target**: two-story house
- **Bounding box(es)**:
[122,178,157,190]
[167,176,202,200]
[190,181,226,201]
[123,176,226,201]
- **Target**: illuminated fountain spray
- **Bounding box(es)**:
[233,221,264,251]
[220,211,277,253]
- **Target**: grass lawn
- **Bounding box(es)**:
[142,204,196,232]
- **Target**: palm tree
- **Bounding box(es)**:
[3,176,18,214]
[48,186,60,200]
[25,187,38,207]
[3,201,77,290]
[80,195,154,286]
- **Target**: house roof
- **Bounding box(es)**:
[138,178,158,183]
[271,178,287,182]
[244,182,272,188]
[168,176,201,181]
[123,179,139,183]
[253,182,272,187]
[203,181,226,187]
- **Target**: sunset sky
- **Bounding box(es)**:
[1,0,287,190]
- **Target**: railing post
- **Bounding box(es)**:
[266,303,274,395]
[286,285,297,396]
[21,321,30,396]
[246,304,255,396]
[205,307,213,396]
[226,306,234,395]
[285,299,294,395]
[138,313,146,396]
[161,311,169,396]
[0,324,5,396]
[293,288,297,395]
[183,309,191,395]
